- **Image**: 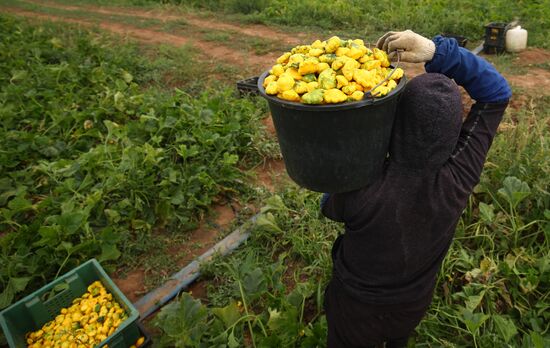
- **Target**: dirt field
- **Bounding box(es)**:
[2,0,548,313]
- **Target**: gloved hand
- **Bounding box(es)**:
[376,30,436,63]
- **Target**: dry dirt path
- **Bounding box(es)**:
[23,0,307,46]
[2,4,282,74]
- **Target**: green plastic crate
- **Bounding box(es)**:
[0,259,139,348]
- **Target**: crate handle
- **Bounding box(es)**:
[41,282,70,302]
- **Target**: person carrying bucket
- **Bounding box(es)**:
[321,30,511,348]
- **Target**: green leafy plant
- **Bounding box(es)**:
[0,15,272,309]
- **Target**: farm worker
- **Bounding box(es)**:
[321,30,511,348]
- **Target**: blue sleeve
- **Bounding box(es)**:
[425,36,512,103]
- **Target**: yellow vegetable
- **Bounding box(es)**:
[325,36,341,53]
[288,54,305,67]
[318,68,337,90]
[263,74,277,87]
[342,59,360,81]
[349,91,365,101]
[316,62,330,73]
[277,75,295,92]
[265,81,278,95]
[336,75,349,89]
[276,52,291,64]
[324,89,348,104]
[285,68,302,80]
[341,84,357,95]
[301,89,324,104]
[298,60,318,75]
[346,44,367,60]
[335,47,350,57]
[26,282,127,348]
[371,85,390,97]
[270,64,285,77]
[294,81,308,94]
[386,79,397,89]
[362,60,381,70]
[319,54,337,64]
[359,54,373,63]
[291,45,310,54]
[373,48,390,67]
[311,39,324,49]
[308,48,324,57]
[306,81,319,92]
[266,36,404,104]
[390,68,404,80]
[350,81,364,92]
[136,337,145,347]
[353,69,377,89]
[279,90,301,102]
[331,56,349,71]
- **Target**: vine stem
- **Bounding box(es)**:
[238,280,257,348]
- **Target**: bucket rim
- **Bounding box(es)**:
[257,68,407,111]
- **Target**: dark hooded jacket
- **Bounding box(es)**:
[321,37,511,308]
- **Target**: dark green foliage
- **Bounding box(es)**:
[0,15,268,309]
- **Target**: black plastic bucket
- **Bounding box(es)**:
[258,70,406,193]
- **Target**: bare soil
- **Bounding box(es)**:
[518,48,550,66]
[111,203,237,302]
[113,269,146,303]
[23,0,306,45]
[3,6,278,72]
[255,158,287,192]
[507,68,550,95]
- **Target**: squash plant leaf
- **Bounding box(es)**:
[497,176,530,209]
[529,330,546,348]
[460,308,489,335]
[255,212,282,233]
[154,292,208,346]
[212,300,241,329]
[493,315,518,343]
[0,277,31,309]
[479,202,495,224]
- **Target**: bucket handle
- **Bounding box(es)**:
[364,49,402,98]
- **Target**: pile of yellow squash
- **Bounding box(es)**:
[25,281,144,348]
[263,36,404,104]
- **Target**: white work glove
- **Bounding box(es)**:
[376,30,436,63]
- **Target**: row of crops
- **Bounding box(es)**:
[0,15,271,312]
[1,7,549,348]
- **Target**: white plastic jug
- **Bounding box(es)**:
[506,26,528,52]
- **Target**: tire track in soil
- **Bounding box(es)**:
[22,0,305,46]
[1,6,279,73]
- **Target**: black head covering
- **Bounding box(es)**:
[390,73,463,169]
